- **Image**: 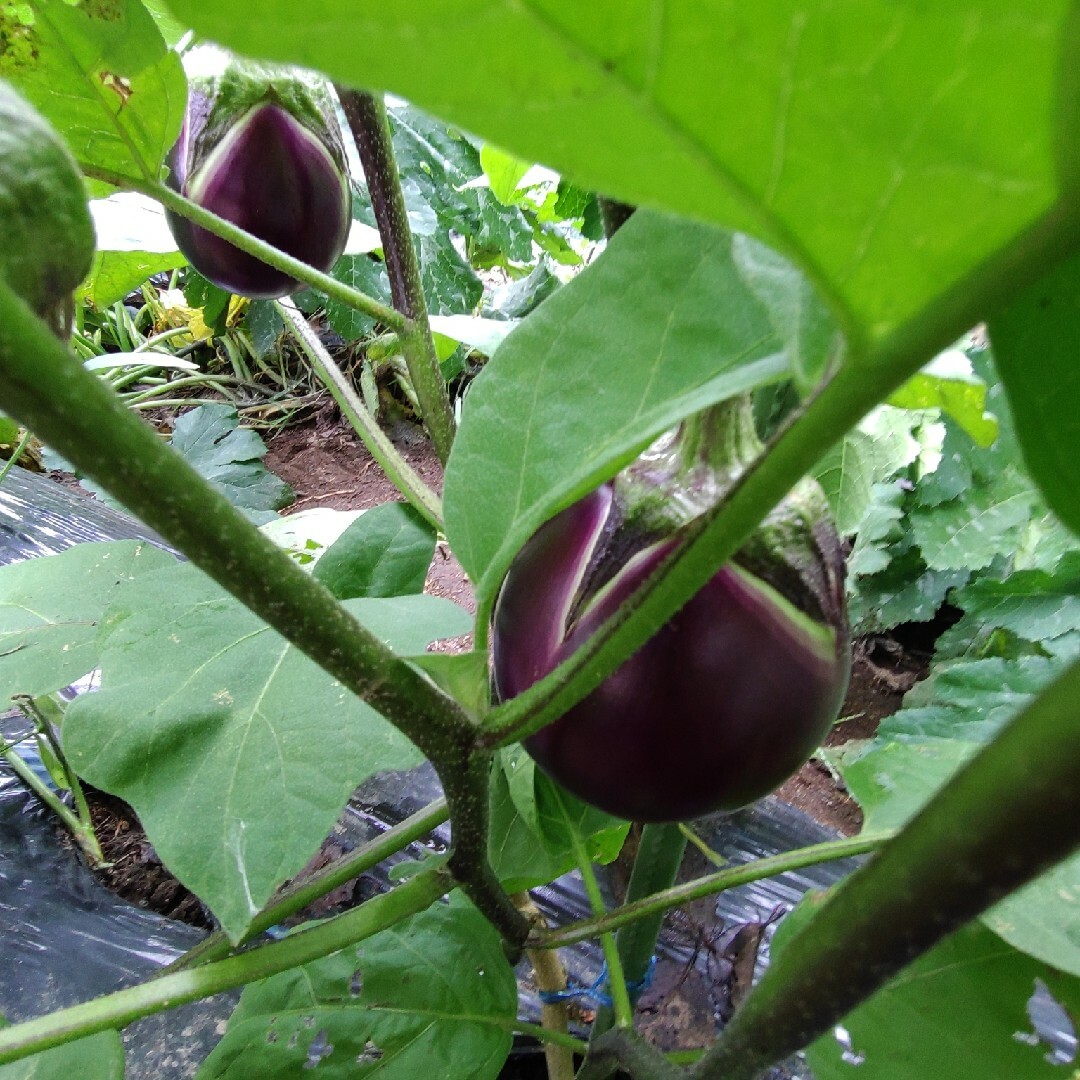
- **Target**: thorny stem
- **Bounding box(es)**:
[276,298,444,531]
[86,167,405,332]
[0,869,450,1065]
[441,745,531,949]
[338,89,457,465]
[168,798,451,971]
[536,831,895,950]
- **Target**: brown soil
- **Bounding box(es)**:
[78,413,928,924]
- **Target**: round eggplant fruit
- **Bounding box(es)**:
[166,49,351,299]
[493,484,851,822]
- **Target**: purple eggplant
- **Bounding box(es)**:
[493,407,851,822]
[165,49,351,299]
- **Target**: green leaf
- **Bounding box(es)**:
[163,1,1070,351]
[813,430,879,537]
[488,746,629,892]
[194,896,517,1080]
[312,253,393,340]
[889,348,998,447]
[0,0,186,182]
[0,540,174,700]
[0,1018,123,1080]
[986,854,1080,980]
[80,250,187,308]
[444,209,792,610]
[480,143,532,205]
[991,248,1080,538]
[62,563,470,941]
[779,912,1080,1080]
[313,502,436,600]
[911,465,1036,572]
[847,542,969,633]
[936,553,1080,658]
[732,232,842,391]
[170,403,293,520]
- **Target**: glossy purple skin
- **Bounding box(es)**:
[166,102,350,299]
[493,491,850,822]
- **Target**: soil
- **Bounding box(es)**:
[70,413,930,932]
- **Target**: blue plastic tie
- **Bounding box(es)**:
[538,955,657,1008]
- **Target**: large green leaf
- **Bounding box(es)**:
[0,540,174,700]
[63,562,470,942]
[444,210,795,609]
[163,0,1072,350]
[0,0,185,182]
[0,1019,123,1080]
[991,248,1080,538]
[774,911,1080,1080]
[194,896,517,1080]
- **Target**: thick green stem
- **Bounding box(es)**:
[442,746,530,949]
[87,167,404,331]
[0,275,472,768]
[0,868,449,1065]
[535,831,894,950]
[691,656,1080,1080]
[591,823,688,1038]
[337,90,456,464]
[276,298,444,531]
[169,797,450,970]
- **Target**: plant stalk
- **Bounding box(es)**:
[276,298,444,531]
[0,735,103,865]
[570,824,634,1030]
[0,868,450,1065]
[513,893,576,1080]
[169,797,451,970]
[691,654,1080,1080]
[536,831,893,950]
[576,1028,686,1080]
[338,89,457,464]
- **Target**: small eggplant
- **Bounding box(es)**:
[493,405,851,822]
[165,49,351,299]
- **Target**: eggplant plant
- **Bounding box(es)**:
[0,3,1079,1080]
